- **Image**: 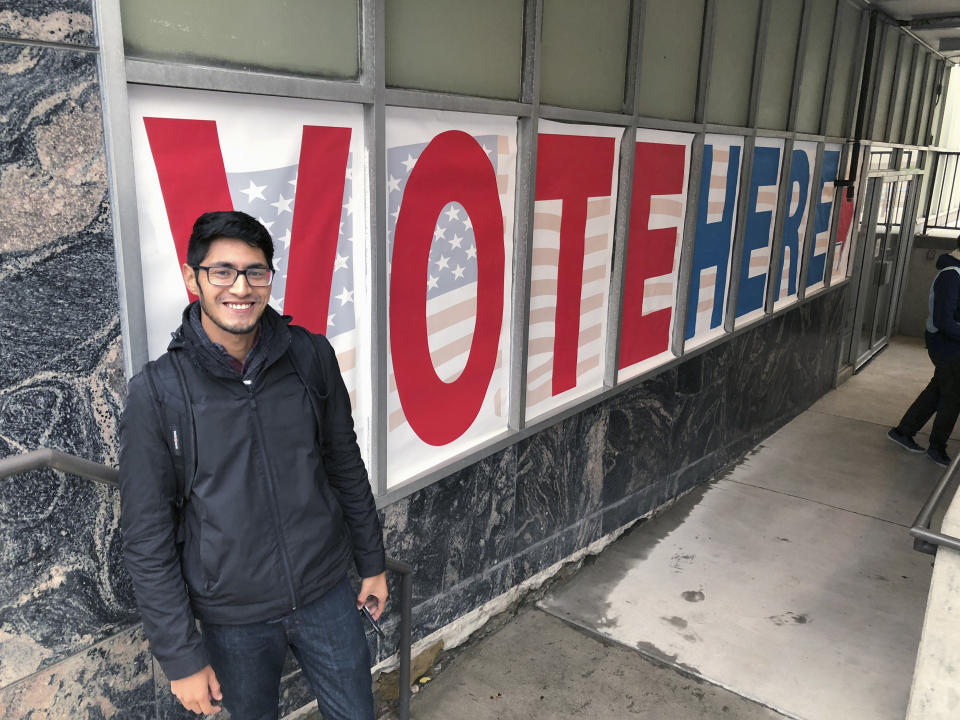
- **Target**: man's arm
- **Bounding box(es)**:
[932,270,960,340]
[312,335,386,580]
[119,372,210,680]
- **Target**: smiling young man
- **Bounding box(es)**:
[119,211,386,720]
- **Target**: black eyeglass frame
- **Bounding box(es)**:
[193,265,275,287]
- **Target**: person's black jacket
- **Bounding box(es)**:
[926,252,960,364]
[118,304,384,681]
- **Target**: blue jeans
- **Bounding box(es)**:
[200,575,374,720]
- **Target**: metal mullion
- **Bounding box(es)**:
[124,58,374,104]
[817,0,843,136]
[96,0,148,377]
[766,139,795,312]
[911,52,931,146]
[622,0,644,117]
[383,89,530,117]
[671,134,706,357]
[703,124,756,137]
[634,116,706,133]
[797,143,825,296]
[748,0,772,129]
[694,0,717,125]
[945,155,958,228]
[787,0,814,132]
[930,61,944,145]
[510,0,543,431]
[724,137,756,332]
[362,0,388,496]
[924,60,946,147]
[605,127,636,388]
[538,105,634,126]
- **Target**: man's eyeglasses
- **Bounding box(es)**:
[194,265,274,287]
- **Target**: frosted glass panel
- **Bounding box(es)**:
[120,0,359,78]
[637,0,705,121]
[705,0,761,126]
[916,59,939,146]
[757,0,803,131]
[386,0,523,99]
[871,25,900,141]
[540,0,631,111]
[823,0,861,138]
[887,39,914,143]
[903,52,927,144]
[795,0,837,133]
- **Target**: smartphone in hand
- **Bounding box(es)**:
[360,602,385,637]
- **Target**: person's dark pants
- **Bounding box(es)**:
[897,357,960,451]
[200,575,374,720]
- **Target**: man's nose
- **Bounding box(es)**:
[230,273,252,293]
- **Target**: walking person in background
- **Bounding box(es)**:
[889,237,960,467]
[119,211,385,719]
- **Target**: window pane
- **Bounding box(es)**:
[120,0,359,78]
[903,52,927,144]
[871,25,899,141]
[823,0,861,138]
[705,0,761,126]
[386,0,523,99]
[887,39,914,143]
[539,0,631,111]
[795,0,837,133]
[757,0,803,131]
[637,0,705,121]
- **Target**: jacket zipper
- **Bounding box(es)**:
[246,383,300,611]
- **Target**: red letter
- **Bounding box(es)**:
[283,126,352,333]
[390,131,505,446]
[619,142,685,368]
[144,118,233,300]
[144,119,350,330]
[535,134,615,395]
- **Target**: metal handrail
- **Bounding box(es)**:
[0,448,413,720]
[910,452,960,555]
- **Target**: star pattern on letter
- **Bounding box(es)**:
[271,194,293,216]
[241,180,266,203]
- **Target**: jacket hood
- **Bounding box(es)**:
[168,302,292,381]
[936,251,960,270]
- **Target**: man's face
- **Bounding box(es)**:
[182,237,272,338]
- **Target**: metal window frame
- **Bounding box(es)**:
[96,0,941,506]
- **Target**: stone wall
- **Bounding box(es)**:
[0,2,154,718]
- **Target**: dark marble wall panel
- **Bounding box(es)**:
[0,1,95,46]
[0,37,134,699]
[0,626,154,720]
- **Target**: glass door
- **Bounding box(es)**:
[853,176,916,368]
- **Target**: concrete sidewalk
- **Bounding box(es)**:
[407,338,946,720]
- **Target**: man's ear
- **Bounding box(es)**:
[183,263,200,296]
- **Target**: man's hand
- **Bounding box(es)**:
[357,572,388,621]
[170,664,222,715]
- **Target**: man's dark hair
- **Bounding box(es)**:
[187,211,274,269]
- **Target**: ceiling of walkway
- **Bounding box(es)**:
[868,0,960,61]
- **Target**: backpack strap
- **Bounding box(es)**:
[287,325,328,430]
[168,352,198,507]
[142,355,197,512]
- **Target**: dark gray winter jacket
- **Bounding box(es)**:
[118,304,384,680]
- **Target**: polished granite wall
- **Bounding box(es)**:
[0,4,847,715]
[0,3,153,718]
